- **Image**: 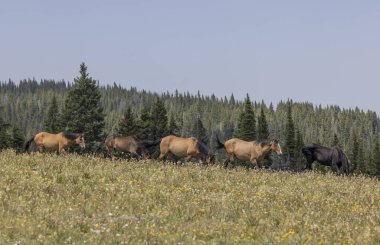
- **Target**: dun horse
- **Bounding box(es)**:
[24,132,85,154]
[158,135,215,165]
[100,135,159,160]
[216,136,282,168]
[301,144,355,175]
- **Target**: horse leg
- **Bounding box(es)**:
[37,145,44,153]
[142,151,150,160]
[166,152,177,164]
[185,155,192,162]
[225,154,234,168]
[158,151,167,162]
[303,153,314,171]
[195,152,203,164]
[332,161,340,175]
[223,158,229,168]
[250,158,259,169]
[131,151,140,160]
[59,147,67,155]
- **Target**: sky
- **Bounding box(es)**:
[1,1,379,113]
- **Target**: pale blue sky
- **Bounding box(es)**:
[1,1,379,113]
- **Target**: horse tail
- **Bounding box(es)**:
[339,148,355,175]
[24,135,35,153]
[138,139,161,148]
[215,135,225,150]
[95,137,107,153]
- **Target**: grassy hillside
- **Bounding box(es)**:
[0,150,379,244]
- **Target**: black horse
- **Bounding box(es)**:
[301,144,355,175]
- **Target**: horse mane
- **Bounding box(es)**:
[113,135,139,141]
[62,132,80,140]
[196,139,211,155]
[251,140,270,147]
[303,143,329,151]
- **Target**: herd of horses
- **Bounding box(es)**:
[23,131,356,175]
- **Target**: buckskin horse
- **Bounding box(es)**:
[301,143,356,175]
[157,135,215,165]
[216,136,282,168]
[99,135,159,160]
[24,131,85,154]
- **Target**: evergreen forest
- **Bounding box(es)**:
[1,63,379,176]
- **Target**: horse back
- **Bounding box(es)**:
[224,138,253,160]
[160,135,195,157]
[34,132,61,149]
[113,136,139,152]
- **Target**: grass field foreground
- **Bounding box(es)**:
[0,150,379,244]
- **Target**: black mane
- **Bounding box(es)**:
[258,140,270,147]
[63,132,80,140]
[196,139,211,156]
[253,139,278,147]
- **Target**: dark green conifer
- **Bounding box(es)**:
[374,136,380,176]
[192,116,208,144]
[151,97,168,140]
[136,107,153,139]
[44,95,60,133]
[0,115,11,150]
[10,125,25,153]
[168,113,179,136]
[116,107,136,136]
[257,106,269,140]
[235,94,256,141]
[284,102,296,163]
[332,133,339,147]
[60,63,105,151]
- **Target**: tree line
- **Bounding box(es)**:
[1,63,380,176]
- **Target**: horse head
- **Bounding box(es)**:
[206,153,216,165]
[75,133,86,149]
[269,139,282,155]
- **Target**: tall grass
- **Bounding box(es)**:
[0,150,379,244]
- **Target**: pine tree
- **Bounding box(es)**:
[136,107,153,139]
[151,97,168,140]
[257,106,269,140]
[168,113,179,136]
[116,107,136,136]
[60,63,105,151]
[351,133,361,173]
[375,136,380,176]
[357,143,366,174]
[332,133,339,147]
[284,102,296,165]
[191,116,208,144]
[294,128,304,171]
[10,125,25,153]
[44,95,60,133]
[0,115,11,150]
[235,94,256,141]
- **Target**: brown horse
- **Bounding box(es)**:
[24,132,85,154]
[158,135,215,165]
[216,136,282,168]
[99,135,159,160]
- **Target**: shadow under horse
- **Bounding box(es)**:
[301,144,356,175]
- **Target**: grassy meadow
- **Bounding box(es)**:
[0,150,379,244]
